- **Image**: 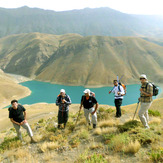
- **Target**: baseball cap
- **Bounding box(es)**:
[60,89,65,93]
[83,89,90,95]
[139,74,147,79]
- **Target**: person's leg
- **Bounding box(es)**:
[138,102,152,128]
[58,111,62,129]
[13,123,22,140]
[84,108,91,124]
[117,99,122,117]
[21,123,35,143]
[144,110,149,123]
[64,111,69,128]
[115,99,120,117]
[90,108,97,128]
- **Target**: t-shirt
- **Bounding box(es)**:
[8,104,26,123]
[81,95,97,109]
[111,85,125,99]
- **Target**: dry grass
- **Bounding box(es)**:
[89,142,103,150]
[43,152,54,162]
[149,117,162,125]
[78,118,87,125]
[98,119,119,128]
[94,127,117,135]
[38,141,59,153]
[124,140,141,154]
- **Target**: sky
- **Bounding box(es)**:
[0,0,163,15]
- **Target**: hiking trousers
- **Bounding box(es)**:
[114,99,123,117]
[58,111,69,124]
[138,102,152,128]
[84,107,97,125]
[13,122,33,140]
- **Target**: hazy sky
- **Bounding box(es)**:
[0,0,163,15]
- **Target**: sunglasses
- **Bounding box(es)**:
[140,78,145,80]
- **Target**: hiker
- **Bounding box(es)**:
[56,89,71,129]
[138,74,153,129]
[109,80,125,117]
[79,89,98,128]
[8,100,36,143]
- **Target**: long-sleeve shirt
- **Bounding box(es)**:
[56,94,71,112]
[111,85,125,99]
[140,81,153,103]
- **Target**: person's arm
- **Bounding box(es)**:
[140,84,153,97]
[10,118,20,125]
[56,96,61,106]
[64,95,71,105]
[92,103,98,115]
[79,96,84,110]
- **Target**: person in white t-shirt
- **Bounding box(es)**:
[109,80,125,118]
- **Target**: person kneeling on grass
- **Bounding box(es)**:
[56,89,71,129]
[79,89,98,128]
[8,100,36,143]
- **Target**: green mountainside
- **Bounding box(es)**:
[0,33,162,86]
[0,6,163,38]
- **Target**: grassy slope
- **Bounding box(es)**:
[0,99,162,162]
[0,70,31,108]
[0,33,163,86]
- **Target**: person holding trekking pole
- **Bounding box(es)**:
[138,74,153,129]
[56,89,71,129]
[8,100,36,143]
[79,89,98,128]
[109,80,125,118]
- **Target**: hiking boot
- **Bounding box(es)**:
[93,124,96,128]
[58,124,61,129]
[88,122,91,126]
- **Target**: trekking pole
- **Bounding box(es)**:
[133,101,140,120]
[73,108,81,130]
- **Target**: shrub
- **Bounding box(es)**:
[0,137,22,153]
[105,108,114,113]
[79,129,89,140]
[108,133,130,152]
[129,127,160,145]
[98,119,115,128]
[69,137,80,148]
[124,140,141,154]
[148,109,161,117]
[118,120,141,132]
[75,152,107,163]
[150,149,163,162]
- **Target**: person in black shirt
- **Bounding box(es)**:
[79,89,98,128]
[8,100,36,143]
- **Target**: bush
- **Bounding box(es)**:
[75,152,107,163]
[150,149,163,162]
[0,137,22,153]
[129,127,160,145]
[118,120,141,132]
[124,140,141,154]
[148,109,161,117]
[108,133,130,152]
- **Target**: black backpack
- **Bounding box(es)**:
[146,82,159,96]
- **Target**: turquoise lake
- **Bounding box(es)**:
[15,80,148,106]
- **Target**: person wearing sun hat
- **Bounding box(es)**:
[79,89,98,128]
[138,74,153,129]
[56,89,71,129]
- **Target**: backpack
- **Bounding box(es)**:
[118,82,127,95]
[145,82,159,96]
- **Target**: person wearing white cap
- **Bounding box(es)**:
[79,89,98,128]
[138,74,153,129]
[56,89,71,129]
